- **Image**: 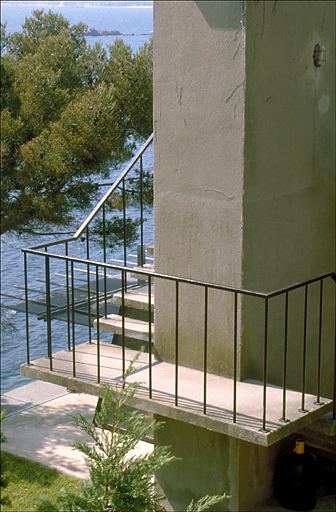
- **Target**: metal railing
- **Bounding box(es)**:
[22,133,153,336]
[27,132,153,255]
[20,130,336,430]
[22,239,336,431]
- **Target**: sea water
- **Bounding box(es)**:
[1,1,153,393]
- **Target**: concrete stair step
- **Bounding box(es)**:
[113,291,154,312]
[130,264,154,280]
[93,314,154,342]
[147,245,154,256]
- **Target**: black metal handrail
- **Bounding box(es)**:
[20,131,336,434]
[22,247,335,300]
[22,241,336,431]
[27,133,154,252]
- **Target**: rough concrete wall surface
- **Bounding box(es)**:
[153,0,246,375]
[240,1,335,396]
[152,2,335,509]
[154,415,284,512]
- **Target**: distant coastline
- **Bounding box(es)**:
[1,1,153,7]
[85,28,122,36]
[85,28,151,36]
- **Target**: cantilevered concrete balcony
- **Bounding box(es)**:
[21,339,332,447]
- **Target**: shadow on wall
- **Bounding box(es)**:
[195,0,243,30]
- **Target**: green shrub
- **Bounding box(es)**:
[37,355,228,512]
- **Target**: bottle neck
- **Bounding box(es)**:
[294,440,305,454]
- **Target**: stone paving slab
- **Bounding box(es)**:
[1,390,97,479]
[1,384,153,480]
[1,381,68,415]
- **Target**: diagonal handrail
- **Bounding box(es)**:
[28,133,154,251]
[75,133,153,238]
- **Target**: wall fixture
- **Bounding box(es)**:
[313,44,326,67]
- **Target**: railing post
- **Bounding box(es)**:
[203,285,208,415]
[280,291,289,422]
[315,280,323,405]
[333,276,336,420]
[45,252,52,371]
[71,260,76,377]
[300,285,308,413]
[121,269,126,376]
[233,291,238,423]
[148,274,152,399]
[103,203,107,318]
[24,251,30,365]
[140,154,144,266]
[175,280,179,407]
[86,227,92,343]
[96,265,100,384]
[65,242,71,351]
[122,180,127,291]
[260,297,269,432]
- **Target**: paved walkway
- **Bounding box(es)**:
[1,382,335,510]
[1,381,152,479]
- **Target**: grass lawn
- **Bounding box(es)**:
[1,450,83,512]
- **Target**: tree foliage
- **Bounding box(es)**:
[0,9,153,236]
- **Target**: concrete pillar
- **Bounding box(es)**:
[153,1,335,509]
[240,1,335,398]
[153,0,335,391]
[155,415,283,512]
[153,0,246,377]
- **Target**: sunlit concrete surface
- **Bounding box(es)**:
[1,382,153,479]
[1,386,97,478]
[21,341,332,446]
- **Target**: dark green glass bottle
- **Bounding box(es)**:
[275,439,317,511]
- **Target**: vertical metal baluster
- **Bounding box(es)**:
[103,204,107,318]
[24,252,30,365]
[65,243,71,351]
[203,286,208,415]
[122,270,125,376]
[261,297,269,432]
[281,291,289,422]
[96,265,100,383]
[315,280,323,405]
[148,274,152,399]
[300,285,308,412]
[87,227,92,343]
[123,180,127,291]
[71,260,76,377]
[175,281,179,407]
[333,277,336,421]
[45,253,52,371]
[140,154,144,266]
[233,292,238,423]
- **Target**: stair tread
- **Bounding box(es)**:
[94,314,154,341]
[131,264,154,271]
[130,264,154,280]
[113,291,154,311]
